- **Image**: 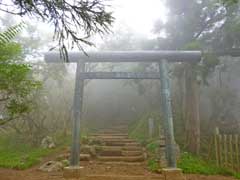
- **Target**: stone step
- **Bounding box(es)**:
[104,141,130,146]
[92,133,128,137]
[125,142,141,147]
[99,146,143,152]
[90,135,129,139]
[57,153,91,161]
[98,162,144,166]
[98,146,123,152]
[99,149,143,157]
[91,137,129,141]
[97,146,144,157]
[86,175,163,180]
[100,130,127,134]
[123,146,143,151]
[100,141,141,147]
[122,151,143,156]
[80,154,91,161]
[99,149,122,156]
[97,155,145,162]
[93,138,135,142]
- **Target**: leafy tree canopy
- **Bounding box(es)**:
[0,24,40,125]
[222,0,239,5]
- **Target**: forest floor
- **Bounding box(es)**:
[0,128,238,180]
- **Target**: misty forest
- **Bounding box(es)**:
[1,0,240,180]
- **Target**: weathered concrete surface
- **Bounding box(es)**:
[162,168,186,180]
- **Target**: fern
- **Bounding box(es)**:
[0,23,24,44]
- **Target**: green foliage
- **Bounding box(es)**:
[0,135,65,169]
[147,159,160,172]
[146,141,160,154]
[146,141,161,171]
[222,0,239,5]
[182,41,219,85]
[61,159,70,167]
[178,153,233,176]
[200,53,219,85]
[0,23,24,44]
[234,173,240,179]
[183,41,202,51]
[0,25,41,125]
[129,111,161,144]
[0,42,22,62]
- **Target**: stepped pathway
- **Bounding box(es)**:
[90,132,146,164]
[89,125,146,164]
[79,126,164,180]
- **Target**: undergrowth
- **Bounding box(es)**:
[129,111,161,144]
[178,152,234,176]
[0,133,69,169]
[129,111,240,178]
[147,159,160,172]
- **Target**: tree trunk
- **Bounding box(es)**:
[185,65,200,154]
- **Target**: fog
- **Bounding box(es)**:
[1,0,240,176]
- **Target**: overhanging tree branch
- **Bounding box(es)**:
[0,0,114,61]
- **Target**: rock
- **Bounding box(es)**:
[48,142,56,149]
[106,166,111,170]
[90,146,97,157]
[81,145,91,154]
[80,154,91,161]
[39,161,63,172]
[56,153,69,161]
[41,136,56,149]
[143,152,148,160]
[81,145,96,157]
[89,161,94,164]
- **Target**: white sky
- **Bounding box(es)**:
[36,0,167,38]
[0,0,168,53]
[1,0,167,37]
[111,0,167,36]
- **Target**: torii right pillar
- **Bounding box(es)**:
[159,59,186,180]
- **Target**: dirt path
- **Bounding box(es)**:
[0,160,237,180]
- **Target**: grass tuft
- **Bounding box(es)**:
[178,152,234,176]
[0,134,68,169]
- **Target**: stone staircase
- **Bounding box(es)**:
[90,130,146,164]
[61,126,166,180]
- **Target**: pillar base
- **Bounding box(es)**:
[162,168,186,180]
[63,166,84,179]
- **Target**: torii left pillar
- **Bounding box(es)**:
[64,62,85,179]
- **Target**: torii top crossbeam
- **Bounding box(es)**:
[44,51,202,63]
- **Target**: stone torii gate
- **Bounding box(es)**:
[45,51,201,171]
